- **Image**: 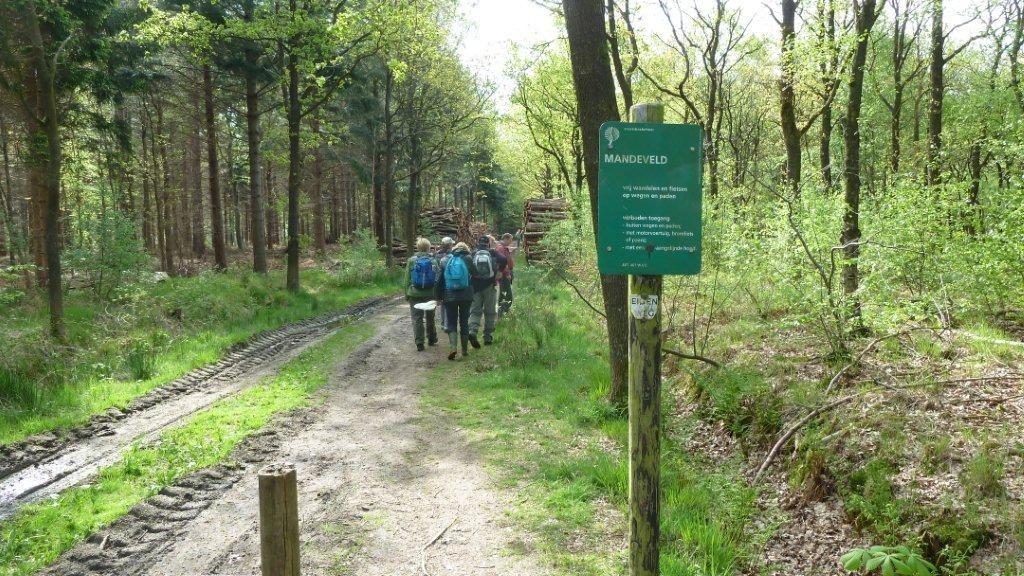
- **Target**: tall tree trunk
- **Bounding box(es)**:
[244,0,268,273]
[819,0,837,189]
[24,0,64,338]
[562,0,628,405]
[841,0,879,329]
[156,100,176,274]
[190,84,206,257]
[382,71,395,268]
[310,116,326,254]
[779,0,801,192]
[203,65,228,270]
[140,118,154,251]
[966,140,982,235]
[926,0,944,185]
[0,113,18,265]
[285,6,302,292]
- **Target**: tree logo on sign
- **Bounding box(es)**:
[604,126,620,149]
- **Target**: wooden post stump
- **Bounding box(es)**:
[258,463,300,576]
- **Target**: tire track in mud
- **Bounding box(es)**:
[0,295,395,521]
[38,333,387,576]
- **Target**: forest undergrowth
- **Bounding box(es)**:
[0,239,399,445]
[530,182,1024,575]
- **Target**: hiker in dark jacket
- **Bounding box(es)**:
[468,235,507,347]
[405,237,439,351]
[435,236,454,332]
[496,233,515,317]
[436,242,476,360]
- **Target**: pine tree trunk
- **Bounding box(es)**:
[204,65,227,270]
[245,0,268,273]
[285,10,302,292]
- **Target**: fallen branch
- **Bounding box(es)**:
[754,373,1024,483]
[663,347,721,368]
[753,392,862,483]
[420,516,458,576]
[825,330,906,394]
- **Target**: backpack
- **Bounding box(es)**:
[411,256,436,289]
[473,250,495,279]
[445,255,470,290]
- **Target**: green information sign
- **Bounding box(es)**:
[597,122,703,276]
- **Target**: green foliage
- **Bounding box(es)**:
[693,369,782,450]
[841,545,936,576]
[961,449,1007,501]
[0,265,31,309]
[65,210,150,300]
[845,459,911,542]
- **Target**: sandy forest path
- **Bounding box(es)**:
[45,303,550,576]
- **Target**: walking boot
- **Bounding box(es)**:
[468,334,481,349]
[447,333,458,361]
[461,336,470,357]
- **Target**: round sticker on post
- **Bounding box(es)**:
[629,295,659,320]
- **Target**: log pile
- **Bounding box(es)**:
[419,206,469,242]
[467,221,490,243]
[522,197,569,261]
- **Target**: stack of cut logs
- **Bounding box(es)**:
[467,221,490,242]
[523,197,568,261]
[420,206,470,242]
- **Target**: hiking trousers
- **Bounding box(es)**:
[445,300,472,352]
[498,277,513,317]
[408,299,437,346]
[469,285,497,341]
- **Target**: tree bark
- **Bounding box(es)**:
[841,0,880,330]
[23,0,65,338]
[244,0,268,273]
[382,70,395,268]
[926,0,944,185]
[779,0,801,192]
[190,82,206,257]
[285,1,302,292]
[310,116,326,254]
[562,0,628,405]
[204,65,228,270]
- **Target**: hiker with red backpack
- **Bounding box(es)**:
[467,236,507,348]
[436,241,476,360]
[405,237,439,351]
[495,233,515,317]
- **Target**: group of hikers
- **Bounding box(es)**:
[404,233,517,360]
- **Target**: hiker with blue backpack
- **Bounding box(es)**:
[435,236,454,332]
[405,237,439,351]
[467,235,507,348]
[436,241,476,360]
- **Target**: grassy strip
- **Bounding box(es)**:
[423,270,763,576]
[0,265,398,445]
[0,320,375,576]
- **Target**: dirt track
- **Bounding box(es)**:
[0,296,392,521]
[42,304,549,576]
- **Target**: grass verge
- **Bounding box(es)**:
[423,269,762,575]
[0,264,398,445]
[0,319,375,576]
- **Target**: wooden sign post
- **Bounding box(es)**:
[597,102,703,576]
